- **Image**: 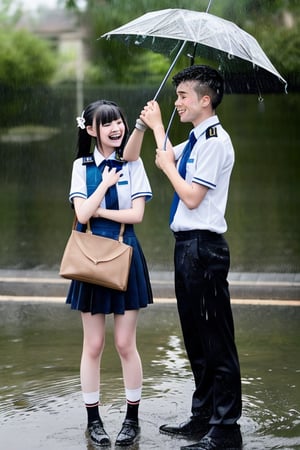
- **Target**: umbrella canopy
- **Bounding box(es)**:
[102,8,287,95]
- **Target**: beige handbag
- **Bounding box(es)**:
[59,221,133,291]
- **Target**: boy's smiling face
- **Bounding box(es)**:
[175,80,211,127]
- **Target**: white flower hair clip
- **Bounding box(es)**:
[76,111,86,129]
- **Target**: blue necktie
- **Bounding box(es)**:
[169,131,197,225]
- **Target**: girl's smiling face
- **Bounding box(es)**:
[86,103,129,158]
[98,118,125,153]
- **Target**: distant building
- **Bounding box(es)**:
[17,7,88,83]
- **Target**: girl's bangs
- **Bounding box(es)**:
[96,104,121,125]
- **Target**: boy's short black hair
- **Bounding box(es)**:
[172,65,224,109]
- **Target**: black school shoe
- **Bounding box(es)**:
[159,416,210,439]
[86,419,111,447]
[115,419,140,447]
[180,425,243,450]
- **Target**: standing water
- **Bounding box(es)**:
[0,301,299,449]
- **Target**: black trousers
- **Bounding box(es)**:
[174,230,242,425]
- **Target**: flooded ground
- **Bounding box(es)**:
[0,300,299,450]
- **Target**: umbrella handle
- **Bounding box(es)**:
[163,107,177,150]
[153,41,187,101]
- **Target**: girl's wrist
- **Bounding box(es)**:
[135,118,148,132]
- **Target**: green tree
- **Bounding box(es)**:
[0,28,57,87]
[0,0,57,87]
[238,0,300,87]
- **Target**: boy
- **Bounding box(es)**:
[125,65,242,450]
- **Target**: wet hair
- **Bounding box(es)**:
[172,65,224,110]
[76,99,129,160]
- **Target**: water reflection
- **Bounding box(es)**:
[0,301,299,449]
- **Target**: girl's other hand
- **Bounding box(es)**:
[102,165,122,188]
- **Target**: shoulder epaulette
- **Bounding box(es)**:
[82,155,95,165]
[206,126,218,139]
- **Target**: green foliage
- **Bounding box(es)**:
[259,25,300,76]
[0,28,57,87]
[241,1,300,84]
[129,52,171,86]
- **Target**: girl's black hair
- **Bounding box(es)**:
[76,100,129,160]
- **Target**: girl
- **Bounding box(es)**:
[66,100,152,447]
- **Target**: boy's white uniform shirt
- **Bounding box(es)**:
[69,148,152,207]
[171,115,234,234]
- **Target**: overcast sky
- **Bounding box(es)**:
[21,0,87,11]
[21,0,58,10]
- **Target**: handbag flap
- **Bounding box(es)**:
[72,230,131,265]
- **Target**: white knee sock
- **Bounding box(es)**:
[125,387,142,403]
[83,390,99,405]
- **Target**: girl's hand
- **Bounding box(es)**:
[102,165,122,188]
[140,100,163,130]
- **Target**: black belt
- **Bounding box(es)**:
[173,229,220,241]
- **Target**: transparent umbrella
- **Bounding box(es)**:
[102,8,287,98]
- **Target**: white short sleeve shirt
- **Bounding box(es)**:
[171,115,234,234]
[69,148,152,208]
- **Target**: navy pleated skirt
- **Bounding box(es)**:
[66,219,153,315]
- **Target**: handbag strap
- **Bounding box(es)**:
[73,216,125,243]
[72,215,78,230]
[118,223,125,243]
